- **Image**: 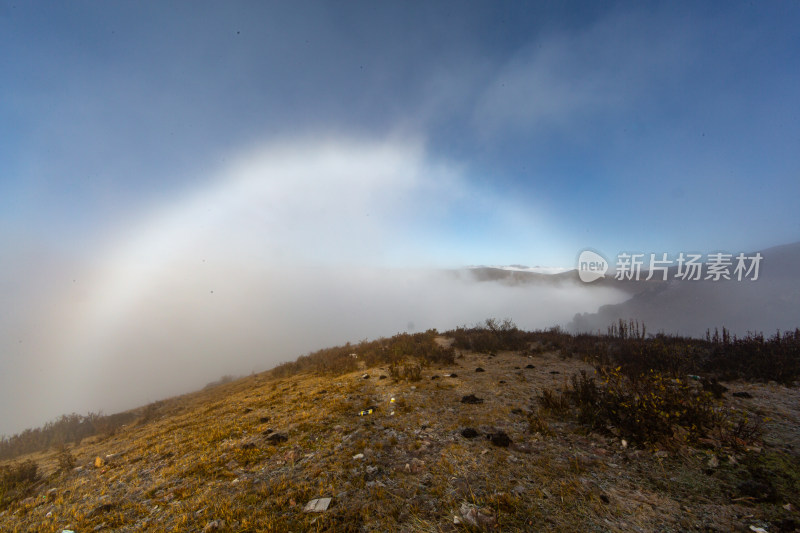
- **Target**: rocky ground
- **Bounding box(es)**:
[1,341,799,532]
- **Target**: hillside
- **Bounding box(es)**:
[1,328,799,532]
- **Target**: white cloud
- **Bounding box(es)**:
[473,9,692,136]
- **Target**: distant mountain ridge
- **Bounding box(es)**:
[569,241,800,337]
[456,242,799,338]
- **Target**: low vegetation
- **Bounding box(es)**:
[0,412,136,462]
[1,318,798,531]
[0,460,38,509]
[270,329,455,378]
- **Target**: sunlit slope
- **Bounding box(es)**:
[2,329,799,531]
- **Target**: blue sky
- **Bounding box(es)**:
[3,1,798,267]
[1,1,799,434]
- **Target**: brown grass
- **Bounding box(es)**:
[1,339,798,532]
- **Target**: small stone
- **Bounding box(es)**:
[459,502,495,527]
[461,428,480,439]
[487,431,512,447]
[707,455,719,468]
[460,394,484,404]
[353,453,364,460]
[621,439,628,449]
[94,456,105,468]
[304,497,332,513]
[362,374,370,379]
[265,432,288,444]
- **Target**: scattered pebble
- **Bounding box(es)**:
[461,428,480,439]
[487,431,512,447]
[461,394,484,404]
[265,433,288,445]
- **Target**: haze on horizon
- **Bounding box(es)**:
[1,1,799,437]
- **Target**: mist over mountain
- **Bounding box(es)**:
[570,242,800,338]
[0,265,628,438]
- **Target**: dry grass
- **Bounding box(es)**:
[1,342,798,532]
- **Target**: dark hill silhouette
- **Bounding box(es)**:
[570,242,800,337]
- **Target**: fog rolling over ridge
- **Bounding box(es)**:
[570,242,800,338]
[0,137,583,437]
[0,261,626,438]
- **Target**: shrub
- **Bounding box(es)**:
[55,442,76,473]
[0,460,39,509]
[540,367,724,446]
[389,361,422,382]
[526,411,553,435]
[451,318,529,353]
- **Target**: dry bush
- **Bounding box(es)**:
[389,361,422,382]
[0,460,39,509]
[540,367,727,447]
[55,442,76,472]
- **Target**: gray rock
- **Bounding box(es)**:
[304,497,332,513]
